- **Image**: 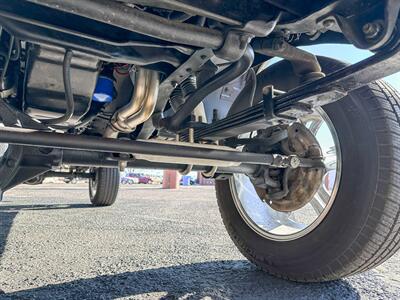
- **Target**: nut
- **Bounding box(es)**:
[288,155,301,169]
[363,21,382,40]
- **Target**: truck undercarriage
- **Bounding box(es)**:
[1,0,400,282]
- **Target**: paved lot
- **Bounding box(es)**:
[0,184,399,299]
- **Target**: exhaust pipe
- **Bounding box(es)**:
[105,68,159,137]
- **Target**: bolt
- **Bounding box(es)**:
[322,19,335,28]
[288,155,301,169]
[188,127,194,143]
[363,21,382,39]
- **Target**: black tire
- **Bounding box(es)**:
[216,57,400,282]
[89,168,120,207]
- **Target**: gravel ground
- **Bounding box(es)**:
[0,184,399,299]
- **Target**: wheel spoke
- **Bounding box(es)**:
[310,196,325,215]
[318,187,331,204]
[308,119,323,135]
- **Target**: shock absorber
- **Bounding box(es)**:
[169,76,197,112]
[169,86,184,112]
[181,76,197,97]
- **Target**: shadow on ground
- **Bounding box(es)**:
[0,203,361,300]
[0,203,92,258]
[0,261,360,300]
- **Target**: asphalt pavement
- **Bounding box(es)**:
[0,184,399,299]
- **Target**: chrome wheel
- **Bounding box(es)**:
[230,108,341,241]
[0,124,8,160]
[0,143,8,159]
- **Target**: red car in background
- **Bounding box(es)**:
[127,173,153,184]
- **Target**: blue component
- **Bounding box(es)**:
[181,175,191,186]
[92,76,114,103]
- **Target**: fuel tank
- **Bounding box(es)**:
[23,44,101,126]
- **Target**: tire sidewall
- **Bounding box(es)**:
[89,167,120,206]
[217,57,382,277]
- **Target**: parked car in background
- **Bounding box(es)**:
[121,175,139,185]
[150,176,162,185]
[126,173,153,184]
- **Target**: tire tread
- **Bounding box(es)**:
[216,80,400,282]
[89,168,120,207]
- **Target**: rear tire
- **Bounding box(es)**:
[216,57,400,282]
[89,168,120,207]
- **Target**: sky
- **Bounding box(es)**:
[304,44,400,89]
[302,44,398,165]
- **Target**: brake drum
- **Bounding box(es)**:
[255,123,325,212]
